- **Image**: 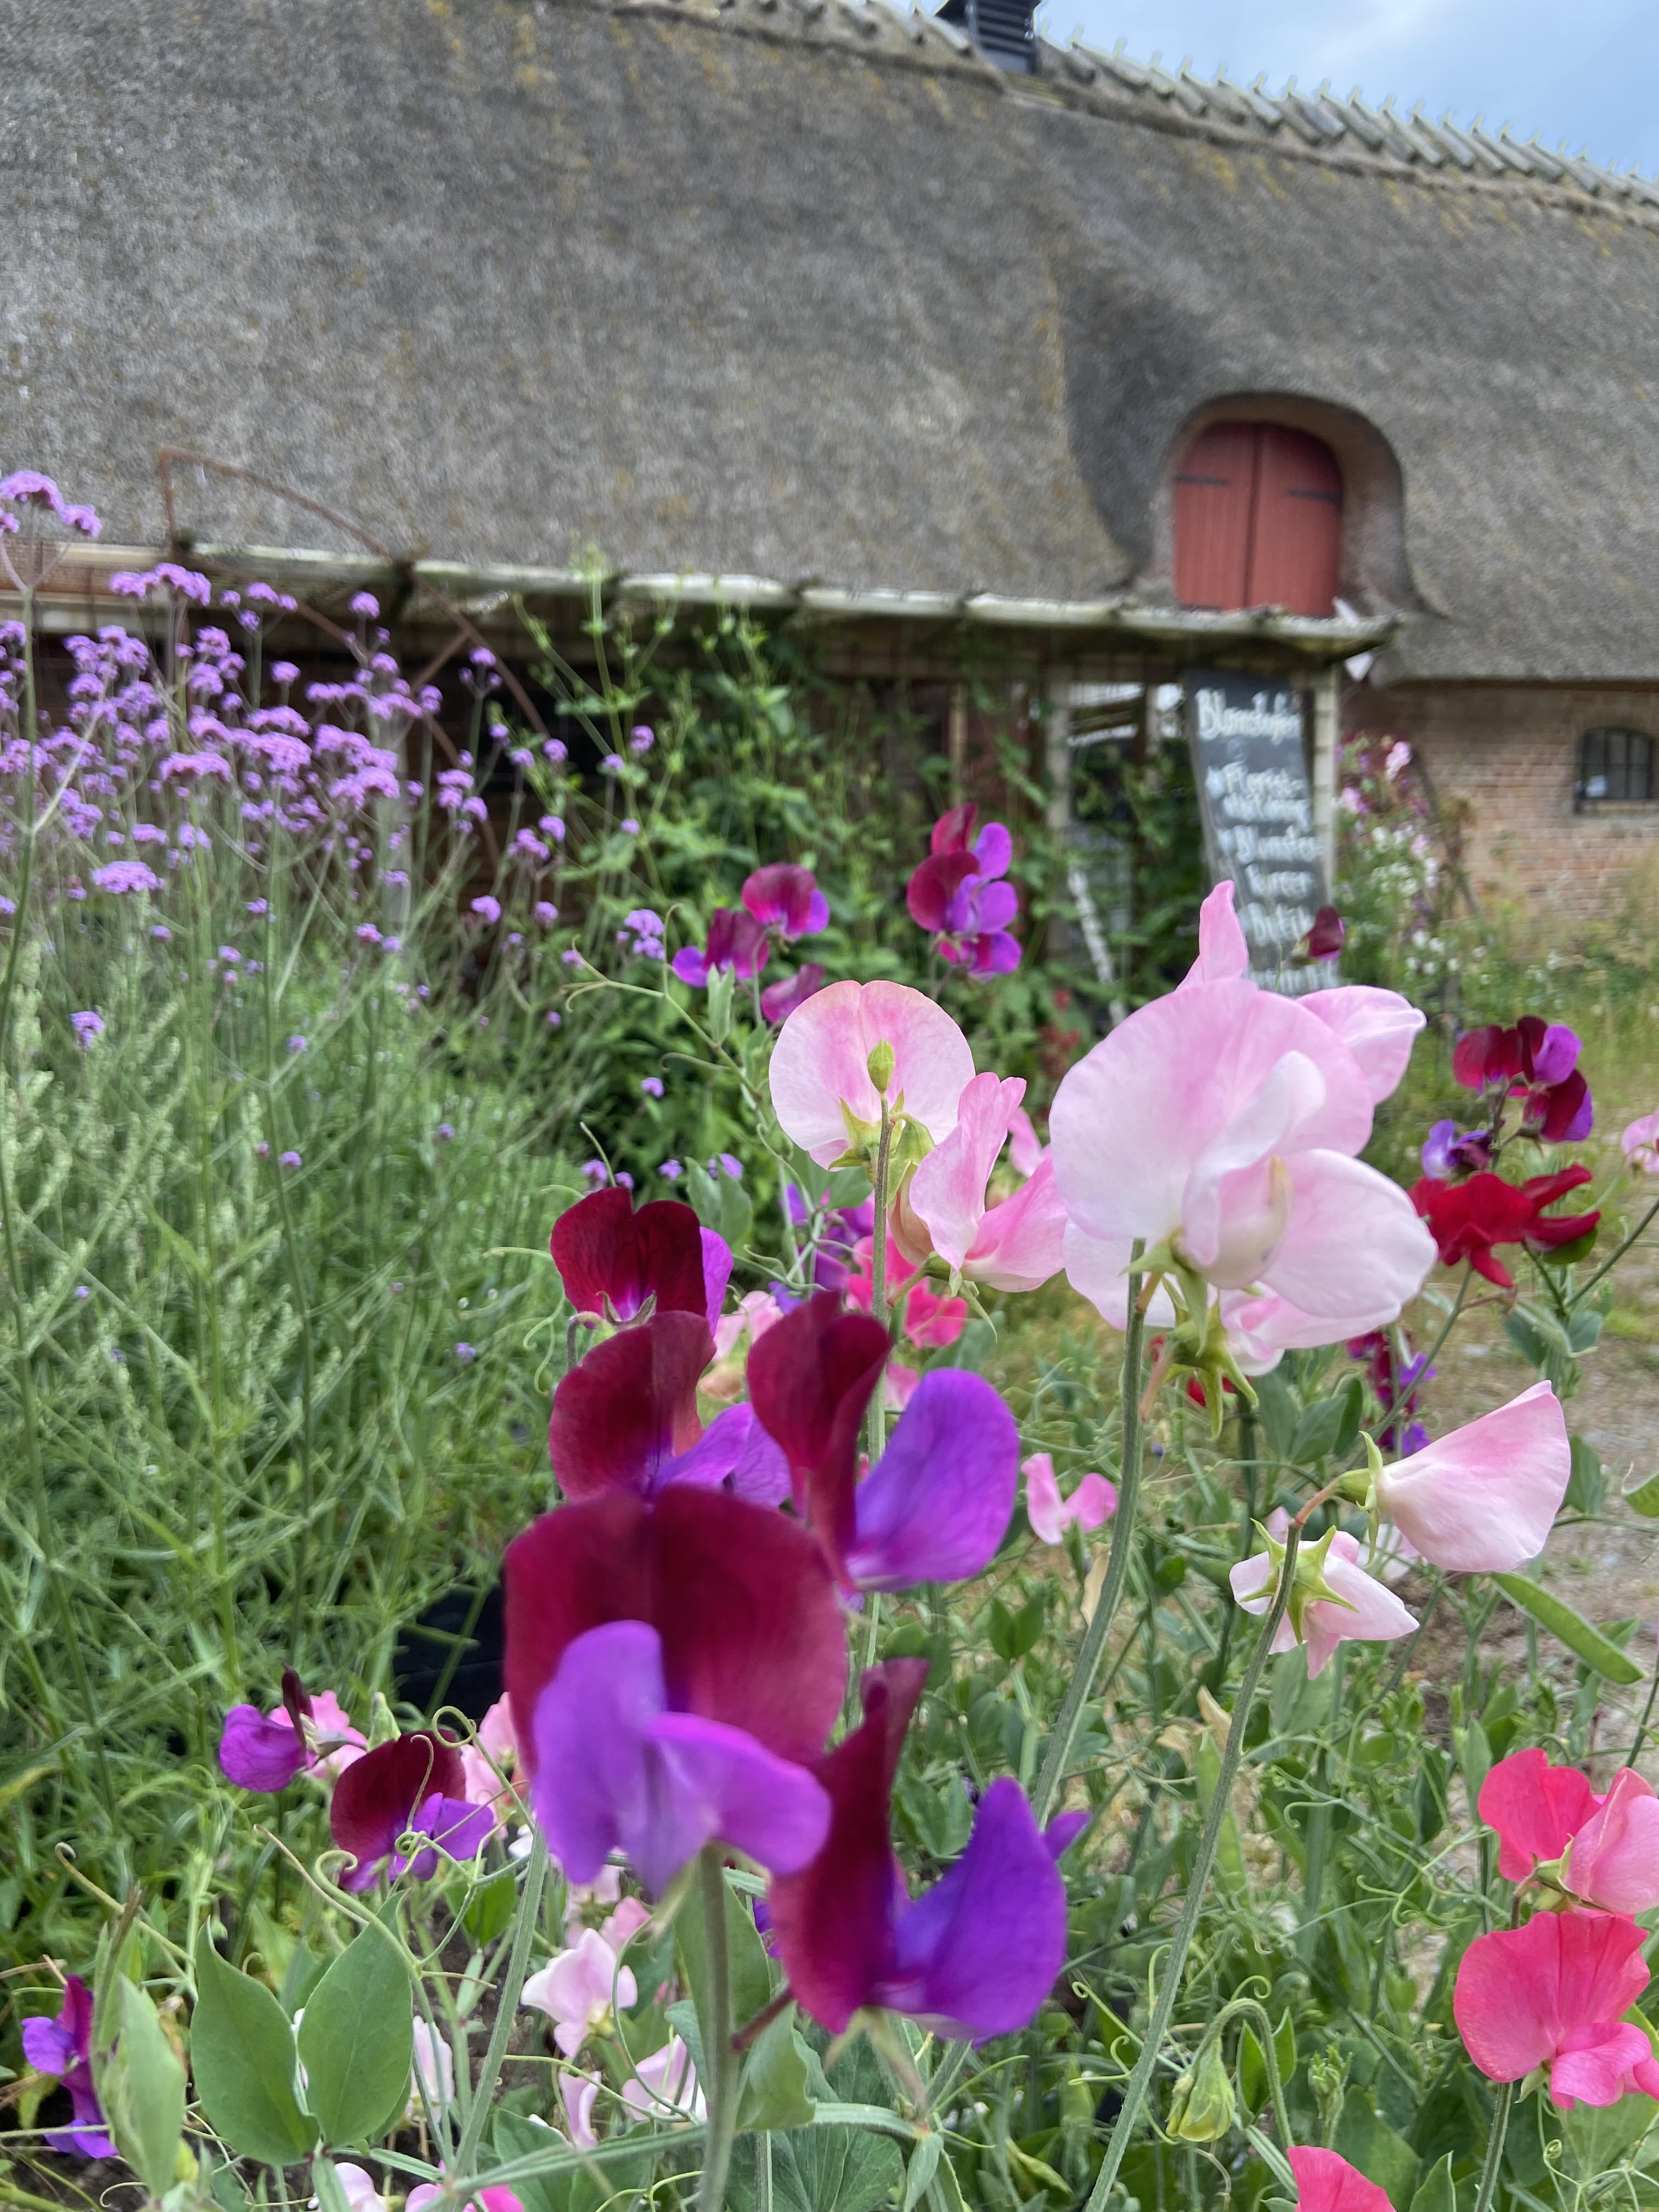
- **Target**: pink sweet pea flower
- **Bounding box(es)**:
[460,1696,520,1822]
[1623,1111,1659,1173]
[1054,882,1434,1338]
[560,2069,601,2149]
[1007,1105,1043,1178]
[899,1071,1066,1293]
[408,2188,521,2212]
[769,981,975,1167]
[521,1927,640,2055]
[1023,1453,1116,1544]
[1454,1909,1659,2110]
[1230,1518,1416,1678]
[622,2034,706,2122]
[1372,1381,1570,1572]
[1478,1748,1601,1882]
[1565,1770,1659,1915]
[1287,2147,1395,2212]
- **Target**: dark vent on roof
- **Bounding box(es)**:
[936,0,1036,72]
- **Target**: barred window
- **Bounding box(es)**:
[1577,727,1655,806]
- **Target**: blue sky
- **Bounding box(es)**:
[1029,0,1659,175]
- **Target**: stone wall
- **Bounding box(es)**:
[1344,681,1659,917]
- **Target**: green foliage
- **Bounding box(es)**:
[294,1924,413,2148]
[190,1926,317,2167]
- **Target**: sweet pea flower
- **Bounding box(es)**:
[460,1696,520,1822]
[769,980,975,1168]
[21,1978,115,2158]
[742,862,829,940]
[1302,905,1346,960]
[1410,1166,1600,1290]
[1371,1381,1569,1572]
[1230,1514,1416,1677]
[560,2071,601,2149]
[408,2019,456,2119]
[521,1927,639,2055]
[1454,1017,1594,1144]
[1008,1105,1043,1177]
[1054,883,1433,1338]
[768,1662,1082,2039]
[670,907,768,989]
[1480,1749,1659,1914]
[622,2035,706,2123]
[759,962,827,1024]
[219,1671,366,1789]
[1022,1453,1116,1544]
[408,2188,520,2212]
[748,1294,1018,1592]
[551,1188,730,1331]
[896,1070,1068,1292]
[328,1732,495,1889]
[314,2165,387,2212]
[1454,1910,1659,2110]
[1622,1111,1659,1173]
[906,803,1020,975]
[1286,2148,1395,2212]
[505,1489,845,1895]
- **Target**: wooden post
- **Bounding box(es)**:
[1044,675,1072,964]
[947,680,968,794]
[1311,664,1339,891]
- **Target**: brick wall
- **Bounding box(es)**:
[1344,682,1659,918]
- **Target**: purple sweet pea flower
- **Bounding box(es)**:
[671,907,769,989]
[741,864,830,941]
[329,1733,494,1889]
[528,1619,830,1895]
[21,1978,115,2159]
[759,963,826,1024]
[768,1664,1077,2040]
[905,805,1021,976]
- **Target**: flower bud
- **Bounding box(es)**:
[1167,2038,1236,2143]
[866,1038,896,1096]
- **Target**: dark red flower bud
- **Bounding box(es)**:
[1304,905,1345,960]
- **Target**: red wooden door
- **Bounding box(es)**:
[1172,424,1342,617]
[1249,428,1342,616]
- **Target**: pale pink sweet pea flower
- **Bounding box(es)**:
[1564,1769,1659,1914]
[1053,884,1434,1338]
[313,2168,387,2212]
[1230,1514,1417,1677]
[622,2034,705,2123]
[1372,1380,1570,1572]
[1623,1110,1659,1173]
[769,980,975,1167]
[407,2018,455,2119]
[460,1695,519,1822]
[560,2069,601,2150]
[521,1928,639,2055]
[599,1896,652,1954]
[1007,1105,1043,1178]
[1023,1453,1116,1544]
[408,2188,521,2212]
[900,1071,1067,1292]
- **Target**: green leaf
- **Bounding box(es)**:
[677,1866,775,2071]
[1492,1575,1645,1682]
[706,964,735,1045]
[901,2135,941,2211]
[718,1169,754,1252]
[1503,1306,1558,1370]
[295,1924,413,2148]
[1407,2151,1457,2212]
[988,1592,1045,1661]
[191,1927,318,2168]
[1566,1435,1607,1515]
[1334,2101,1418,2209]
[1291,1395,1348,1466]
[1237,2008,1294,2118]
[1564,2087,1659,2177]
[895,1770,972,1861]
[1626,1469,1659,1518]
[736,2012,816,2134]
[99,1978,187,2199]
[1567,1309,1604,1355]
[1254,1367,1298,1463]
[464,1867,518,1946]
[767,2118,904,2212]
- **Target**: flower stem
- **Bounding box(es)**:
[1082,1522,1304,2210]
[696,1847,740,2212]
[450,1828,549,2183]
[866,1098,895,1467]
[1472,2080,1512,2212]
[1030,1245,1147,1827]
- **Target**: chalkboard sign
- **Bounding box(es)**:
[1184,668,1330,995]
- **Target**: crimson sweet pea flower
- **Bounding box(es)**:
[551,1188,729,1330]
[670,907,769,989]
[1454,1015,1594,1144]
[504,1488,846,1894]
[741,863,829,941]
[906,804,1020,975]
[1454,1910,1659,2110]
[747,1293,1019,1591]
[767,1661,1081,2039]
[1409,1165,1600,1289]
[329,1732,495,1891]
[1480,1748,1659,1914]
[21,1978,114,2159]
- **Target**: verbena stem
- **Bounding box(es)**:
[696,1847,740,2212]
[1082,1521,1304,2209]
[1031,1247,1147,1827]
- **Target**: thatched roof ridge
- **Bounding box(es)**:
[4,0,1658,681]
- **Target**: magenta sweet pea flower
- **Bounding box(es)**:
[329,1731,494,1889]
[1454,1911,1659,2110]
[896,1070,1067,1292]
[670,907,769,989]
[769,981,974,1168]
[747,1294,1018,1592]
[504,1488,848,1895]
[906,804,1021,975]
[1453,1017,1594,1144]
[1372,1380,1569,1572]
[759,962,826,1024]
[742,863,829,940]
[1479,1748,1659,1914]
[1053,881,1433,1340]
[551,1188,730,1330]
[768,1662,1081,2039]
[21,1978,115,2159]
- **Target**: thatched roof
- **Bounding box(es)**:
[4,0,1659,681]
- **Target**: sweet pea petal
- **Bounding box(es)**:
[219,1705,311,1791]
[769,981,975,1166]
[1374,1380,1569,1573]
[1477,1747,1601,1882]
[1564,1767,1659,1914]
[1300,985,1426,1104]
[548,1312,713,1501]
[844,1369,1019,1592]
[1257,1152,1436,1330]
[906,1071,1026,1271]
[747,1293,891,1577]
[1286,2147,1397,2212]
[1177,878,1250,988]
[551,1190,710,1322]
